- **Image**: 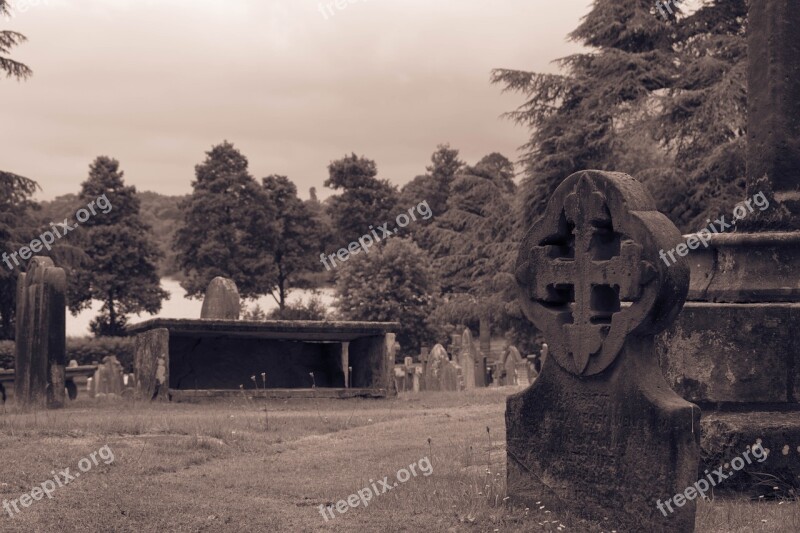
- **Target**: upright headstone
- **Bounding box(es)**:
[503,345,523,386]
[93,355,125,396]
[459,329,476,390]
[423,344,461,391]
[508,171,700,532]
[14,257,67,408]
[200,277,240,320]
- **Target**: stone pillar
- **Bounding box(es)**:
[200,277,240,320]
[657,0,800,490]
[341,341,350,388]
[509,171,699,532]
[134,328,169,400]
[14,257,66,409]
[459,329,476,390]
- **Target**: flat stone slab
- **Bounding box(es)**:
[127,319,399,341]
[170,388,389,401]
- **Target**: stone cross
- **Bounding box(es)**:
[200,277,240,320]
[508,171,700,532]
[15,257,67,408]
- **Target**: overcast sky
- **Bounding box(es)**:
[2,0,589,201]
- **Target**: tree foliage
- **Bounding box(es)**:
[175,142,278,299]
[335,238,438,355]
[260,175,327,309]
[0,1,32,80]
[324,154,398,239]
[0,171,39,339]
[492,0,747,232]
[68,157,168,336]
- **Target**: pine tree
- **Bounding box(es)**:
[0,0,32,80]
[69,157,168,336]
[0,172,38,339]
[493,0,748,233]
[324,154,398,240]
[260,175,326,310]
[175,142,279,299]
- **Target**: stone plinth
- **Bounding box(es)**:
[656,0,800,491]
[128,319,398,399]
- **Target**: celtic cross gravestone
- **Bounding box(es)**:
[507,171,700,532]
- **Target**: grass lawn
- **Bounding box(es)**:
[0,387,797,532]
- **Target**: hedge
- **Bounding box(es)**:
[0,337,135,372]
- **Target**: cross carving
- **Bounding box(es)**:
[526,179,655,375]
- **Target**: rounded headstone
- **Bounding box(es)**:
[201,277,240,320]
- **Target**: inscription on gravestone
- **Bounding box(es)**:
[507,171,700,532]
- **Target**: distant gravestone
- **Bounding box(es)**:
[424,344,461,391]
[15,257,67,408]
[507,171,700,531]
[200,277,240,320]
[93,355,125,397]
[503,346,523,386]
[459,329,476,390]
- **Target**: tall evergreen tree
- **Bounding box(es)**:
[325,154,398,239]
[399,144,464,239]
[492,0,746,232]
[69,157,168,336]
[175,142,278,299]
[422,154,519,347]
[259,175,326,310]
[0,0,32,80]
[0,172,38,339]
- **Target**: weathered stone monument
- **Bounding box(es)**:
[423,344,461,391]
[501,345,523,386]
[15,257,67,408]
[200,277,240,320]
[90,355,125,397]
[508,171,700,531]
[458,329,476,390]
[657,0,800,488]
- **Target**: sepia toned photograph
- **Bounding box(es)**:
[1,0,798,531]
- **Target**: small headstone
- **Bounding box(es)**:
[508,171,700,531]
[68,359,78,368]
[14,257,67,408]
[200,277,240,320]
[459,329,476,390]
